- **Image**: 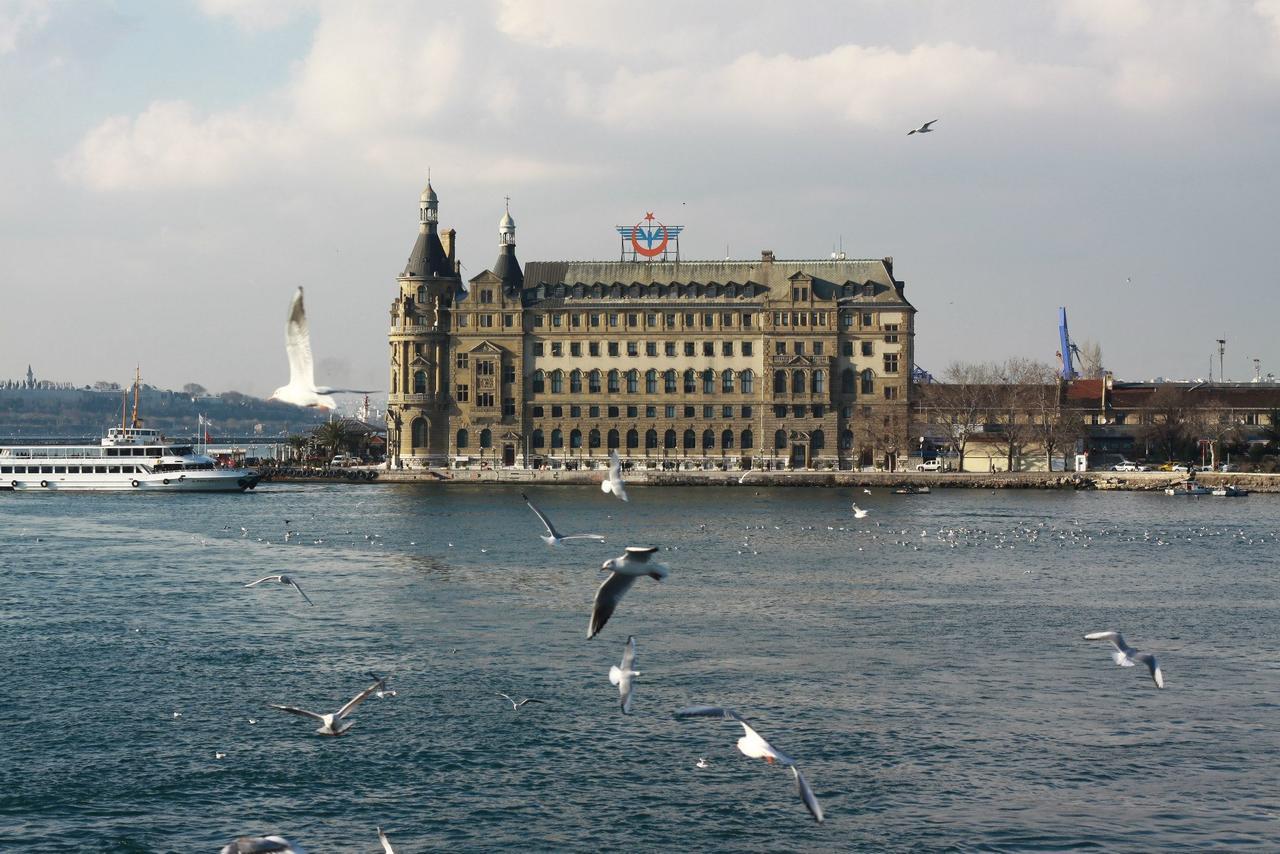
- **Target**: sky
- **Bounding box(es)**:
[2,0,1280,397]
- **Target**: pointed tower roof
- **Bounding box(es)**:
[494,200,523,292]
[402,179,453,279]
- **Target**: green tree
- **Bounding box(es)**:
[312,420,355,459]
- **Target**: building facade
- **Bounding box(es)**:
[387,183,917,470]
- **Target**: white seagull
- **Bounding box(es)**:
[1084,631,1164,688]
[738,470,753,485]
[496,692,543,710]
[589,547,669,638]
[610,635,641,714]
[269,287,373,409]
[851,503,869,519]
[908,119,938,135]
[674,706,824,823]
[268,678,383,736]
[522,493,605,546]
[602,449,629,502]
[245,574,314,605]
[862,488,872,495]
[366,672,397,699]
[377,827,396,854]
[220,837,305,854]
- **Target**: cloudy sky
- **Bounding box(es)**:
[3,0,1280,396]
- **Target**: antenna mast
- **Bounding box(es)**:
[131,366,142,427]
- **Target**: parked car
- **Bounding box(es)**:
[1170,463,1191,472]
[916,459,950,472]
[1218,463,1238,472]
[330,454,359,466]
[1112,461,1147,471]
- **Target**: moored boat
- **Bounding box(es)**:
[1164,481,1210,496]
[1211,485,1249,497]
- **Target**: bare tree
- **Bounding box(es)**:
[988,358,1045,471]
[873,408,907,472]
[1075,341,1104,379]
[183,383,207,396]
[1136,386,1194,462]
[927,361,999,470]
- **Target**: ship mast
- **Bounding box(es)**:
[131,366,143,428]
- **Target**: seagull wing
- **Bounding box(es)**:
[496,692,516,707]
[737,718,795,765]
[245,575,284,587]
[516,698,544,708]
[221,837,302,854]
[674,705,738,721]
[1135,653,1164,688]
[378,827,396,854]
[269,704,326,722]
[1085,630,1133,657]
[286,578,314,605]
[336,680,382,719]
[589,571,637,638]
[284,287,317,390]
[521,493,559,538]
[624,546,658,562]
[791,766,825,823]
[922,119,938,130]
[559,534,606,542]
[619,636,637,714]
[620,635,637,672]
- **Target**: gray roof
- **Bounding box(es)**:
[492,244,523,292]
[402,225,454,279]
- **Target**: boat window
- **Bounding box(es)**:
[106,448,118,456]
[133,448,143,456]
[0,466,9,474]
[109,466,121,474]
[171,446,192,456]
[54,466,67,474]
[95,465,107,474]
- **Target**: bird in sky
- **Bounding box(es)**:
[1084,631,1164,688]
[851,503,870,519]
[496,692,543,710]
[908,119,938,135]
[521,493,605,546]
[269,287,374,409]
[589,547,669,638]
[219,836,305,854]
[602,449,629,502]
[244,574,314,605]
[674,706,824,823]
[610,635,641,714]
[268,678,384,736]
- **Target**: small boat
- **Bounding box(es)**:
[1164,481,1210,496]
[893,484,931,495]
[1211,485,1249,497]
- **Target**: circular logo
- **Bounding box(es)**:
[630,213,670,258]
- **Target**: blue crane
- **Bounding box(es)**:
[1057,307,1079,380]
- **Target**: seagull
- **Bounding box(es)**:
[245,574,314,605]
[366,672,397,699]
[738,470,752,485]
[589,547,669,638]
[696,757,709,769]
[219,837,305,854]
[377,827,396,854]
[610,635,641,714]
[674,706,824,823]
[214,751,227,760]
[496,692,543,710]
[269,286,374,409]
[862,488,872,495]
[908,119,938,135]
[1084,631,1164,688]
[268,678,383,735]
[172,711,182,719]
[602,449,629,502]
[851,503,869,519]
[522,493,605,546]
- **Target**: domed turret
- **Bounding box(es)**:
[499,207,515,245]
[494,199,523,292]
[420,179,439,226]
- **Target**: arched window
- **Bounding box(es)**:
[722,429,735,449]
[774,370,786,394]
[703,429,715,449]
[480,428,492,448]
[456,429,469,449]
[570,370,582,393]
[684,369,696,394]
[741,370,754,394]
[411,417,428,447]
[551,428,563,448]
[664,429,677,449]
[722,369,735,393]
[625,428,638,449]
[841,368,855,394]
[664,369,677,393]
[589,428,601,449]
[703,369,715,394]
[811,429,825,450]
[627,369,639,394]
[533,369,545,394]
[683,429,696,449]
[532,429,545,449]
[550,370,563,393]
[775,429,788,450]
[646,369,658,394]
[416,285,427,303]
[812,370,825,394]
[608,369,620,393]
[588,370,601,393]
[413,370,427,394]
[792,370,805,394]
[570,428,582,449]
[861,369,874,395]
[645,429,658,449]
[840,429,854,450]
[741,429,754,449]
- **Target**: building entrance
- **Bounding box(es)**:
[790,444,807,469]
[503,445,515,467]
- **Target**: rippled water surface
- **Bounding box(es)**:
[2,484,1279,852]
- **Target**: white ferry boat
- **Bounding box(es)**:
[0,426,261,492]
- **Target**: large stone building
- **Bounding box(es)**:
[387,182,916,470]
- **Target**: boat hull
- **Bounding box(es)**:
[3,471,259,492]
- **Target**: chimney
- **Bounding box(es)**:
[760,249,774,263]
[442,228,456,264]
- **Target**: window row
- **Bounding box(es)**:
[530,428,757,451]
[533,404,754,420]
[534,340,755,358]
[772,369,828,394]
[532,368,756,395]
[1,464,143,474]
[771,311,829,328]
[532,311,756,331]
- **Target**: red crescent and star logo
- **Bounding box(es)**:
[630,212,670,258]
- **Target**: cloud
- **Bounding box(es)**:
[0,0,50,54]
[197,0,315,33]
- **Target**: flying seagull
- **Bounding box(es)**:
[851,503,869,519]
[674,706,824,823]
[244,574,314,605]
[269,287,374,409]
[610,635,641,714]
[521,493,605,546]
[366,672,397,699]
[268,678,383,735]
[219,837,305,854]
[590,547,669,638]
[908,119,938,135]
[602,449,629,502]
[377,827,396,854]
[738,470,753,485]
[496,692,543,710]
[1084,631,1164,688]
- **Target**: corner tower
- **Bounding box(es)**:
[387,179,463,467]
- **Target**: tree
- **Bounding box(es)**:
[312,420,355,459]
[183,383,207,396]
[1136,386,1194,461]
[928,361,999,470]
[1075,341,1104,378]
[286,434,311,462]
[872,409,907,472]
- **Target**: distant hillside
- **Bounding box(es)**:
[0,386,331,441]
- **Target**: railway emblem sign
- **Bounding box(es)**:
[616,212,683,261]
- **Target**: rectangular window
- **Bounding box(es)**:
[703,405,715,419]
[861,312,873,327]
[456,352,469,369]
[841,341,853,356]
[590,313,600,327]
[570,342,582,357]
[646,405,657,418]
[552,314,562,327]
[551,342,563,357]
[722,405,733,418]
[684,405,695,418]
[684,313,695,328]
[883,353,899,373]
[792,405,805,418]
[608,405,620,418]
[702,342,714,357]
[684,342,696,356]
[665,405,676,418]
[533,342,544,356]
[794,341,804,355]
[665,313,676,328]
[570,313,581,328]
[813,341,824,356]
[722,341,734,356]
[665,341,676,357]
[609,313,620,327]
[503,398,515,416]
[627,341,639,357]
[589,405,600,418]
[646,341,657,357]
[627,313,638,328]
[742,341,753,356]
[773,311,782,326]
[841,313,853,328]
[627,405,638,417]
[551,405,563,417]
[457,314,468,327]
[861,341,873,356]
[743,313,753,327]
[812,404,824,418]
[646,313,658,327]
[502,365,515,384]
[534,314,544,327]
[589,341,600,357]
[481,314,494,328]
[608,342,619,356]
[741,405,753,418]
[884,323,900,343]
[477,392,495,408]
[775,341,786,355]
[774,404,787,418]
[503,314,514,328]
[455,384,469,402]
[722,313,733,327]
[884,386,899,400]
[532,406,544,417]
[703,313,714,328]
